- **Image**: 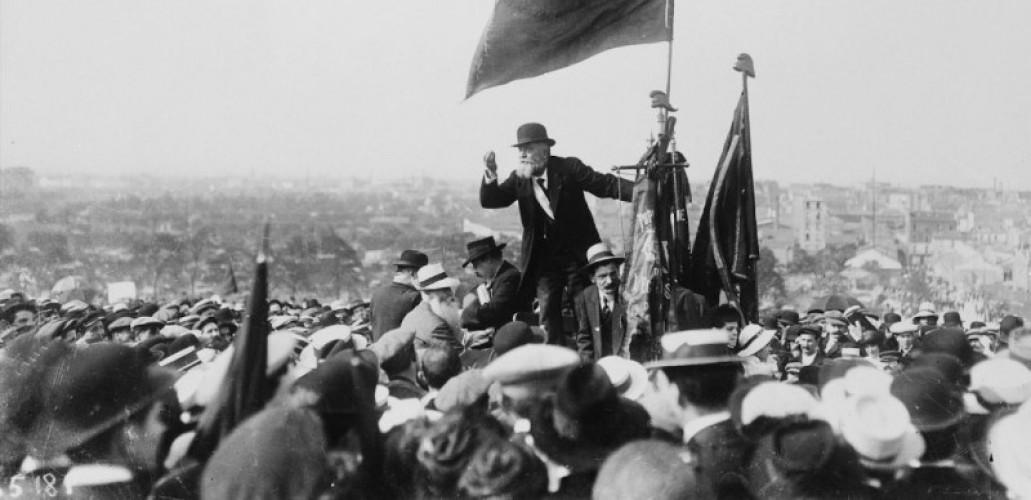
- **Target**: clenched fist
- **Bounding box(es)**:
[483,150,497,174]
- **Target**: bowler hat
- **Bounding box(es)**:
[511,122,555,148]
[393,249,429,270]
[582,242,624,273]
[778,310,801,326]
[462,236,507,267]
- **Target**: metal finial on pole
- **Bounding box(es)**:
[734,53,755,94]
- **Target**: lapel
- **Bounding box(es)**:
[547,157,562,216]
[586,286,602,350]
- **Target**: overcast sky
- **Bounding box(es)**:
[2,1,1029,189]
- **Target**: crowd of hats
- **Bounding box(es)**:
[4,283,1031,499]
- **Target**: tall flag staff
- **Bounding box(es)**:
[187,221,273,460]
[688,54,760,324]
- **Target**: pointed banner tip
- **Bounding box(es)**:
[257,221,271,264]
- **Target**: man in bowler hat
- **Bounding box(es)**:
[480,123,633,345]
[459,236,525,333]
[369,249,428,342]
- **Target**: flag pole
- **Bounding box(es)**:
[664,0,675,99]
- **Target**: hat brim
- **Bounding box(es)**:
[645,356,745,370]
[27,368,176,460]
[738,330,778,358]
[529,398,649,472]
[512,138,556,148]
[418,277,460,292]
[582,256,625,273]
[855,425,926,471]
[462,243,507,267]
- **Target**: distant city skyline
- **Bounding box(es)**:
[2,1,1029,189]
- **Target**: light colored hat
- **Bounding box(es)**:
[889,322,918,335]
[583,243,625,272]
[737,324,776,358]
[296,325,361,376]
[483,344,578,387]
[597,356,649,401]
[913,309,938,320]
[988,403,1031,499]
[646,329,743,369]
[841,394,925,470]
[415,263,460,292]
[740,382,818,426]
[329,299,349,313]
[270,315,299,331]
[970,358,1031,406]
[130,316,164,330]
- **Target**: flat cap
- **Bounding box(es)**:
[130,316,165,330]
[482,344,578,386]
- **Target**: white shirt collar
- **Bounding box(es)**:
[598,288,616,309]
[681,410,731,445]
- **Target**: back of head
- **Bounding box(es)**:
[458,439,547,499]
[665,363,741,410]
[593,440,711,500]
[416,409,507,498]
[493,321,537,356]
[201,406,330,500]
[420,343,462,390]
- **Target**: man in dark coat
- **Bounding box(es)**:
[369,250,428,342]
[574,243,627,362]
[646,330,751,499]
[480,123,633,346]
[459,236,525,333]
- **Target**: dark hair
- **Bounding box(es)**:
[383,416,434,498]
[419,344,462,390]
[665,364,741,409]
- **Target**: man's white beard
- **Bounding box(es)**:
[516,161,539,179]
[430,299,462,331]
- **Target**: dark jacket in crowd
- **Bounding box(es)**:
[369,281,421,342]
[460,260,524,331]
[685,418,753,499]
[574,284,626,361]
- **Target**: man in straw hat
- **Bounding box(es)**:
[574,242,627,362]
[645,329,749,498]
[479,122,633,346]
[400,263,464,353]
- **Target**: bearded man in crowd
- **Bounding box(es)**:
[400,264,464,353]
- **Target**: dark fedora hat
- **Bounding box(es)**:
[26,343,176,460]
[512,122,556,148]
[393,249,429,270]
[890,366,965,432]
[529,363,651,472]
[462,236,507,267]
[582,243,624,273]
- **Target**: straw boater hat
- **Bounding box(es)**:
[736,324,776,358]
[646,329,744,370]
[840,394,925,470]
[597,356,649,401]
[582,243,624,273]
[415,263,460,292]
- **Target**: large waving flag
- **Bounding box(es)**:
[689,91,760,323]
[466,0,673,98]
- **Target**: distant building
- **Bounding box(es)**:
[0,167,38,195]
[794,198,827,252]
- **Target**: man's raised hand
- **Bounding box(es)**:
[483,150,497,174]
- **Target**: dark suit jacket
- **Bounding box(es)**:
[369,281,421,342]
[400,302,463,352]
[686,419,752,500]
[480,156,633,278]
[460,260,525,331]
[574,284,626,361]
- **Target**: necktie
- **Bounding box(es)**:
[536,177,547,194]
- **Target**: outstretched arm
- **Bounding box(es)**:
[567,157,634,202]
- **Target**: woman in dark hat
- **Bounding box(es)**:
[528,363,651,497]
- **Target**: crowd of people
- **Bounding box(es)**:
[1,123,1029,498]
[2,243,1031,499]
